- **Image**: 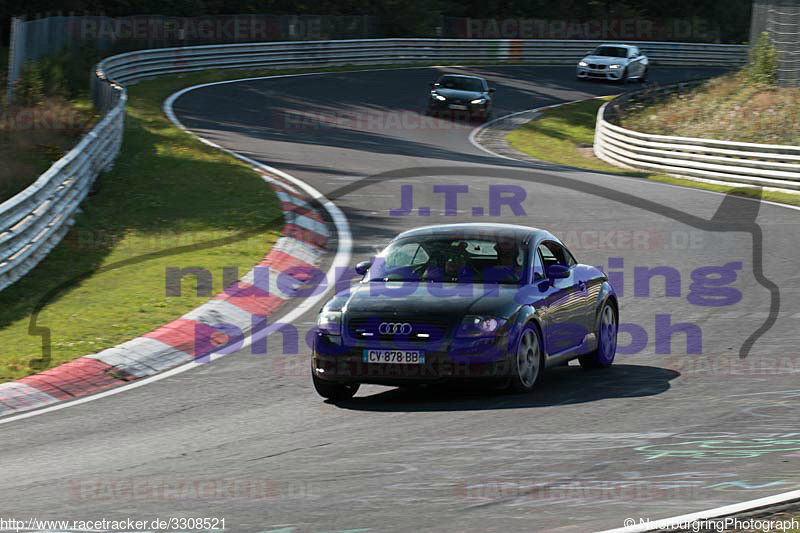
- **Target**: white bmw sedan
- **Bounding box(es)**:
[576,44,649,83]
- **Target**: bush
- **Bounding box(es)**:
[14,60,46,107]
[746,31,777,86]
[10,46,100,107]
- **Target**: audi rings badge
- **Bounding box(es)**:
[379,322,413,335]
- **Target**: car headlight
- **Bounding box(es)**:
[317,311,342,335]
[578,60,588,67]
[432,93,446,101]
[608,64,621,69]
[470,98,487,105]
[456,315,507,338]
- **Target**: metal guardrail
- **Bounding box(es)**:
[0,85,125,291]
[1,38,750,291]
[95,39,747,87]
[594,79,800,191]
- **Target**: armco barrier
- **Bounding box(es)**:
[0,87,125,291]
[594,80,800,191]
[3,38,748,291]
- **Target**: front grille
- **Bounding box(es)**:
[347,316,453,345]
[589,64,606,70]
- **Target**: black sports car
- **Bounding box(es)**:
[427,74,495,120]
[311,224,618,399]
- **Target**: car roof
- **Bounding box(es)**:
[596,43,635,49]
[437,74,486,81]
[395,223,555,243]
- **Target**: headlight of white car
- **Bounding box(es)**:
[578,60,588,67]
[608,64,621,69]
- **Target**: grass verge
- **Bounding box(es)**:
[506,96,800,208]
[0,69,293,382]
[620,72,800,146]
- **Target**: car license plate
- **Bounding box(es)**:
[448,104,468,110]
[363,349,425,364]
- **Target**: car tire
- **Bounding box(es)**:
[508,324,544,393]
[639,67,648,83]
[579,301,618,369]
[312,374,360,400]
[621,67,629,84]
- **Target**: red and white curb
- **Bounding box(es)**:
[0,171,331,418]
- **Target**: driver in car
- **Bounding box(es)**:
[493,241,522,283]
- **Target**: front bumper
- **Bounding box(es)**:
[576,66,624,80]
[312,333,513,386]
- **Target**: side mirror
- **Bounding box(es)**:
[488,87,496,93]
[545,264,570,279]
[586,50,592,55]
[355,260,371,276]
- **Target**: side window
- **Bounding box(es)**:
[410,245,429,266]
[539,241,576,268]
[386,243,428,267]
[629,47,638,58]
[532,248,545,280]
[538,243,557,268]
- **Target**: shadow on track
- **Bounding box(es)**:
[329,364,679,412]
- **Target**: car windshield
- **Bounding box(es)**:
[437,77,484,92]
[592,46,628,58]
[367,234,528,284]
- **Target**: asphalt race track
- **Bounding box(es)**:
[2,66,800,532]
